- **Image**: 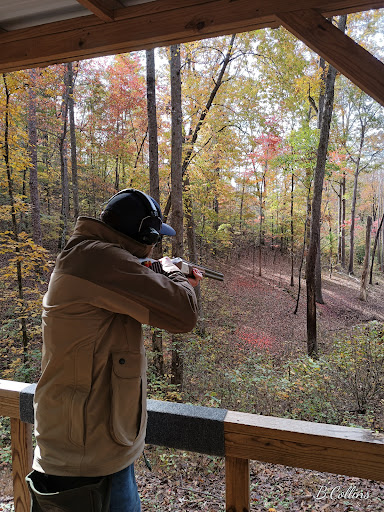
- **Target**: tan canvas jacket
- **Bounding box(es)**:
[32,217,198,477]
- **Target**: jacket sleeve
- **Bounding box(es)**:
[59,241,198,333]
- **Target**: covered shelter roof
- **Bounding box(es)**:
[0,0,383,105]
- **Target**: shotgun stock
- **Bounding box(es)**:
[140,257,224,281]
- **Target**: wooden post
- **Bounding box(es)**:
[225,456,250,512]
[11,418,33,512]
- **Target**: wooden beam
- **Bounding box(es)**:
[11,419,33,512]
[0,1,276,72]
[225,411,384,481]
[276,9,384,106]
[76,0,123,22]
[225,456,250,512]
[320,0,384,16]
[0,0,382,72]
[0,379,28,419]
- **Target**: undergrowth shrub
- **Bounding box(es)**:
[182,321,384,430]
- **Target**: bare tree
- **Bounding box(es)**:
[306,15,347,358]
[28,68,42,244]
[163,34,237,220]
[369,212,384,284]
[2,74,29,354]
[348,121,366,275]
[170,44,184,386]
[58,66,71,250]
[146,48,164,375]
[360,215,372,301]
[67,62,80,220]
[337,171,346,268]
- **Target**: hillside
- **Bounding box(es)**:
[1,251,383,510]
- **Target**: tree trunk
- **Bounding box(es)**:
[163,34,236,220]
[258,171,266,277]
[21,168,28,232]
[239,175,246,232]
[184,176,205,336]
[290,172,294,287]
[315,237,324,303]
[146,49,163,260]
[306,60,337,356]
[294,201,309,315]
[2,74,29,355]
[170,44,183,258]
[341,173,346,267]
[170,44,184,387]
[337,180,342,264]
[27,68,42,244]
[337,173,346,268]
[58,66,71,250]
[306,37,342,357]
[348,125,366,274]
[114,154,119,191]
[67,62,80,220]
[146,48,164,374]
[369,212,384,284]
[147,49,160,204]
[359,215,372,301]
[317,57,326,128]
[306,15,346,357]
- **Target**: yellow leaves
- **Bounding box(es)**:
[0,198,29,221]
[0,230,50,288]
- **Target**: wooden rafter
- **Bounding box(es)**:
[277,9,384,107]
[0,0,382,104]
[75,0,123,22]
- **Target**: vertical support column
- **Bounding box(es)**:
[225,455,250,512]
[11,418,33,512]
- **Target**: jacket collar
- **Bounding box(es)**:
[68,217,151,258]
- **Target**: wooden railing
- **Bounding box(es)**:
[1,378,384,511]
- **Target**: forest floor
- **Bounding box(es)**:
[1,249,384,510]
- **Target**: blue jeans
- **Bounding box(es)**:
[110,463,141,512]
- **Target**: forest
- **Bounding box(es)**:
[1,11,384,512]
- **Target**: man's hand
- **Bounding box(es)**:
[188,268,203,288]
[160,257,203,287]
[159,256,182,274]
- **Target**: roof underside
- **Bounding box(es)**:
[0,0,383,105]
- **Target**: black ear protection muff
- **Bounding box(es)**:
[107,188,162,245]
[134,190,162,245]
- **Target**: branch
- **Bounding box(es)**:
[163,34,237,220]
[308,95,318,114]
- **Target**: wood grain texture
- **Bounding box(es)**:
[225,411,384,481]
[11,418,33,512]
[0,0,382,71]
[0,380,29,419]
[277,9,384,106]
[225,456,250,512]
[0,1,276,71]
[76,0,123,22]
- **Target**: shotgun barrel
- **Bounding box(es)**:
[140,257,224,281]
[171,258,224,281]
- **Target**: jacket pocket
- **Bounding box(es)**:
[69,341,94,447]
[110,351,144,446]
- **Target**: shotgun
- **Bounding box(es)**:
[140,257,224,281]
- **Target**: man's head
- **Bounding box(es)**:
[100,188,175,245]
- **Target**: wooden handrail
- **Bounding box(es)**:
[1,378,384,512]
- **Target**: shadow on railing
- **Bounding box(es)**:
[1,378,384,511]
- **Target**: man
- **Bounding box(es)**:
[27,188,202,511]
